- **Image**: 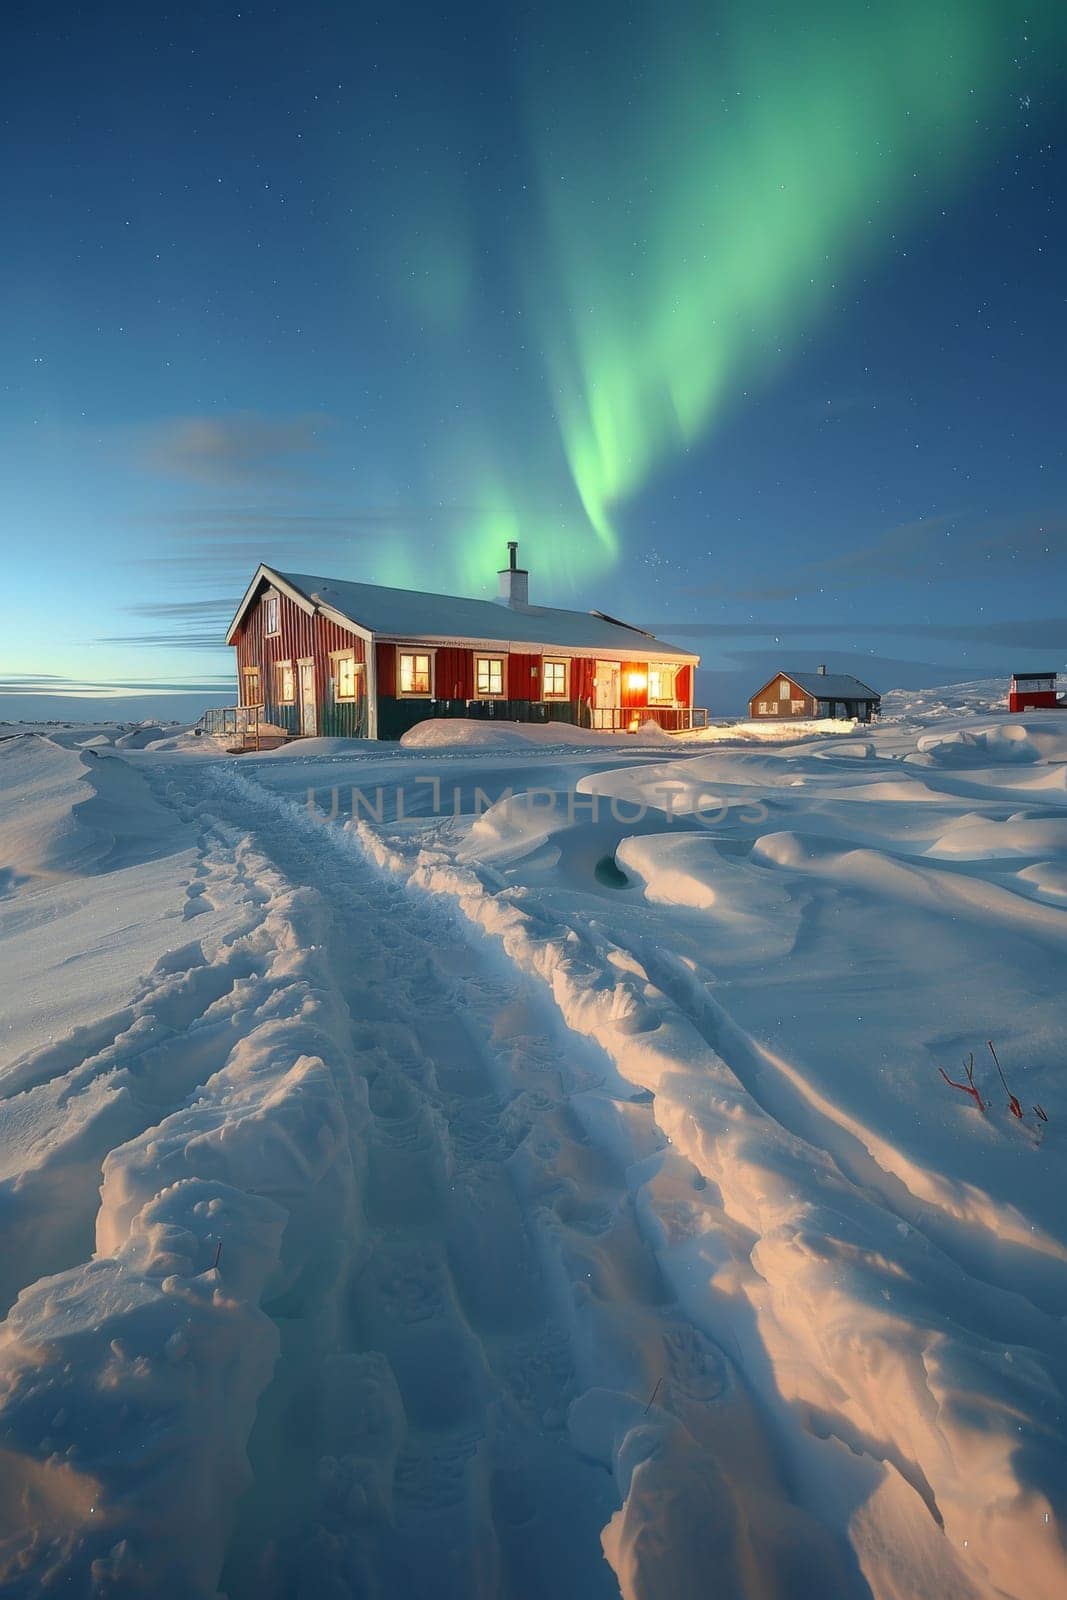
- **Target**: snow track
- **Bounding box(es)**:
[200,768,841,1600]
[1,756,841,1596]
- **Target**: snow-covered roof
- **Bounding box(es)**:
[228,565,699,659]
[783,670,880,700]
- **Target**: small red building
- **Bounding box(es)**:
[1009,671,1060,713]
[220,545,701,742]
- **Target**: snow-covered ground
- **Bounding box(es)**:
[1,689,1066,1598]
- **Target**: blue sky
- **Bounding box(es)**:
[2,0,1065,720]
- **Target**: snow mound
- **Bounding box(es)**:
[249,735,380,758]
[914,722,1067,768]
[114,724,167,749]
[399,717,673,749]
[0,734,186,882]
[677,718,857,745]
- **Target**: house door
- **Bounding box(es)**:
[593,661,620,729]
[298,660,316,736]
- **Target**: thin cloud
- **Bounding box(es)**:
[721,512,1066,601]
[94,632,232,650]
[642,617,1067,650]
[0,673,233,697]
[138,412,329,487]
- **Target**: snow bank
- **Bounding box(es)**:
[914,721,1067,767]
[399,717,673,749]
[675,717,858,745]
[0,734,184,883]
[0,789,370,1593]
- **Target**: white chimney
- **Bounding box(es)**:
[497,541,529,607]
[817,663,827,675]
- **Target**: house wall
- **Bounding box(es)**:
[235,612,698,741]
[620,661,648,712]
[675,665,693,707]
[314,613,369,738]
[747,676,817,719]
[508,653,540,702]
[233,584,367,737]
[437,647,474,701]
[372,643,616,739]
[1009,690,1059,712]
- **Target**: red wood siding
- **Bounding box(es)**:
[619,660,649,710]
[234,583,365,735]
[235,586,315,683]
[508,653,540,701]
[675,664,693,706]
[376,642,396,697]
[437,647,473,700]
[572,657,596,715]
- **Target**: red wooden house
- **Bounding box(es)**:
[221,544,701,742]
[1009,671,1060,713]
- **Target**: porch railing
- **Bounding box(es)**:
[194,704,264,749]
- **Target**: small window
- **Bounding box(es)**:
[242,666,261,706]
[542,658,568,698]
[276,660,295,703]
[399,652,432,696]
[757,700,767,714]
[264,594,280,636]
[779,678,791,699]
[475,655,505,697]
[648,665,676,705]
[792,699,805,713]
[334,651,360,700]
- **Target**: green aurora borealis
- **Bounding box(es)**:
[409,0,1061,592]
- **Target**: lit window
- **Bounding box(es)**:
[476,656,505,697]
[758,701,767,714]
[648,666,676,704]
[779,679,791,699]
[543,658,568,698]
[264,595,279,635]
[335,652,360,700]
[242,666,261,705]
[399,652,432,695]
[792,699,805,713]
[276,660,295,702]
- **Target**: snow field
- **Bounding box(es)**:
[357,715,1067,1600]
[2,697,1066,1598]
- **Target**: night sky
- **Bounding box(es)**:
[3,0,1066,718]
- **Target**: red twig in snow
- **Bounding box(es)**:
[987,1041,1024,1120]
[939,1055,986,1112]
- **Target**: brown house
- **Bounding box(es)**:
[216,545,702,743]
[748,666,880,723]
